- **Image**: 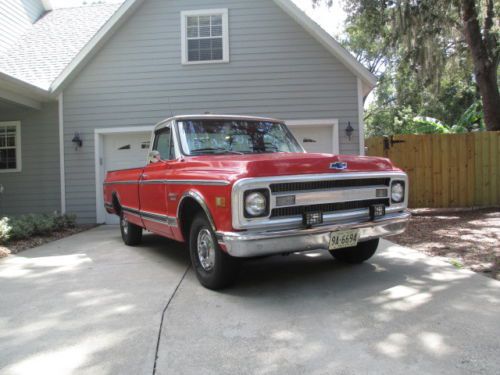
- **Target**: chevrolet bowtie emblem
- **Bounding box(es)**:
[330,162,348,170]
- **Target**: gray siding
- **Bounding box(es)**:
[0,0,45,53]
[63,0,361,223]
[0,102,60,216]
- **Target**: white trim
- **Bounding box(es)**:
[58,93,66,214]
[0,121,22,173]
[286,118,339,154]
[94,126,154,223]
[50,0,146,94]
[0,88,42,110]
[357,78,365,156]
[180,9,230,65]
[273,0,376,96]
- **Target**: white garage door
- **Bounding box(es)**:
[289,125,335,154]
[102,132,151,224]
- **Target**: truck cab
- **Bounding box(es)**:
[104,115,410,289]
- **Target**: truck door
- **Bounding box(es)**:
[139,124,175,237]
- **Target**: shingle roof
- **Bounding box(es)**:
[0,4,121,91]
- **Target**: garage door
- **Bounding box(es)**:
[289,125,335,154]
[102,132,151,224]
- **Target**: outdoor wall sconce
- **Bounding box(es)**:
[345,122,354,141]
[72,132,83,149]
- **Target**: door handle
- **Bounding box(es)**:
[142,174,149,179]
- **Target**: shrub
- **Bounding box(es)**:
[0,217,11,244]
[2,213,77,242]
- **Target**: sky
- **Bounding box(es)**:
[49,0,347,37]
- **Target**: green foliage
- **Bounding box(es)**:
[0,213,77,243]
[315,0,497,134]
[450,101,485,133]
[0,217,11,244]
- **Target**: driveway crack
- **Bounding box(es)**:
[152,265,191,375]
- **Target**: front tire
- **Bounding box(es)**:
[189,214,239,290]
[329,239,379,264]
[120,214,143,246]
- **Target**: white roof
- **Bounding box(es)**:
[0,4,120,91]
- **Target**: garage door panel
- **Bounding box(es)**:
[289,126,334,154]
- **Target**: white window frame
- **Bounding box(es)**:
[180,8,230,65]
[0,121,22,173]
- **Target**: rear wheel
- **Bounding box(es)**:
[189,214,239,290]
[120,214,143,246]
[329,239,379,263]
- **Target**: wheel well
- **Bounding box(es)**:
[178,198,205,243]
[111,193,122,216]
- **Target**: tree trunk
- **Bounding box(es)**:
[461,0,500,131]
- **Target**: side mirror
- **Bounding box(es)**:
[148,150,161,164]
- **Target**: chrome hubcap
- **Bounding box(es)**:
[197,229,216,271]
[121,216,128,236]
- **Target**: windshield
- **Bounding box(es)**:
[177,120,304,156]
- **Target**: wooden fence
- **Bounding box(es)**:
[366,132,500,208]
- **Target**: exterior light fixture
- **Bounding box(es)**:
[345,122,354,141]
[72,132,83,148]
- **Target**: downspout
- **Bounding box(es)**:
[58,92,66,214]
[357,78,366,156]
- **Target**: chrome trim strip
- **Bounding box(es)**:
[272,185,389,207]
[105,179,229,186]
[104,181,138,185]
[231,171,409,230]
[141,179,230,186]
[219,211,411,257]
[177,191,217,232]
[121,206,178,227]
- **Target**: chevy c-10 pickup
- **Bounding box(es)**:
[104,115,410,289]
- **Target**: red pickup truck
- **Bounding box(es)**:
[104,115,409,289]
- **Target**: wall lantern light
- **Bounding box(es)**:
[72,132,83,149]
[345,122,354,141]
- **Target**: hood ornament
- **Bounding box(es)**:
[330,162,348,170]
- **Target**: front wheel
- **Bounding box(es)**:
[120,215,143,246]
[189,214,239,290]
[329,239,379,263]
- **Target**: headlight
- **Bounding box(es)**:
[244,190,269,217]
[391,181,405,203]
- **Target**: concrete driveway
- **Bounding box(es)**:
[0,226,499,375]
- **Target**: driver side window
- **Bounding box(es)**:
[154,128,174,160]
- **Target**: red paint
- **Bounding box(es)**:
[104,152,401,243]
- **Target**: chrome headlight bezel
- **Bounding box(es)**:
[244,189,270,218]
[391,181,405,203]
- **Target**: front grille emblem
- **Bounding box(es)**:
[330,162,348,170]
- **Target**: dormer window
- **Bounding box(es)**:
[181,9,229,64]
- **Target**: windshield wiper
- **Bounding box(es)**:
[190,147,244,155]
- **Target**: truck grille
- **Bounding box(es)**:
[270,199,390,218]
[270,178,390,193]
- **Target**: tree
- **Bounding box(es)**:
[461,0,500,131]
[315,0,500,131]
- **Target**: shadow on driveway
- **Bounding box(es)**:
[1,227,499,375]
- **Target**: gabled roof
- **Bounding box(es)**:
[0,0,376,101]
[0,3,121,91]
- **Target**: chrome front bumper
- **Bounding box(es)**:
[217,211,411,258]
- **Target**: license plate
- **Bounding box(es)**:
[329,230,360,250]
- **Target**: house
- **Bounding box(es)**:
[0,0,376,224]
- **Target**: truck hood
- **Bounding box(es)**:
[180,153,399,181]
